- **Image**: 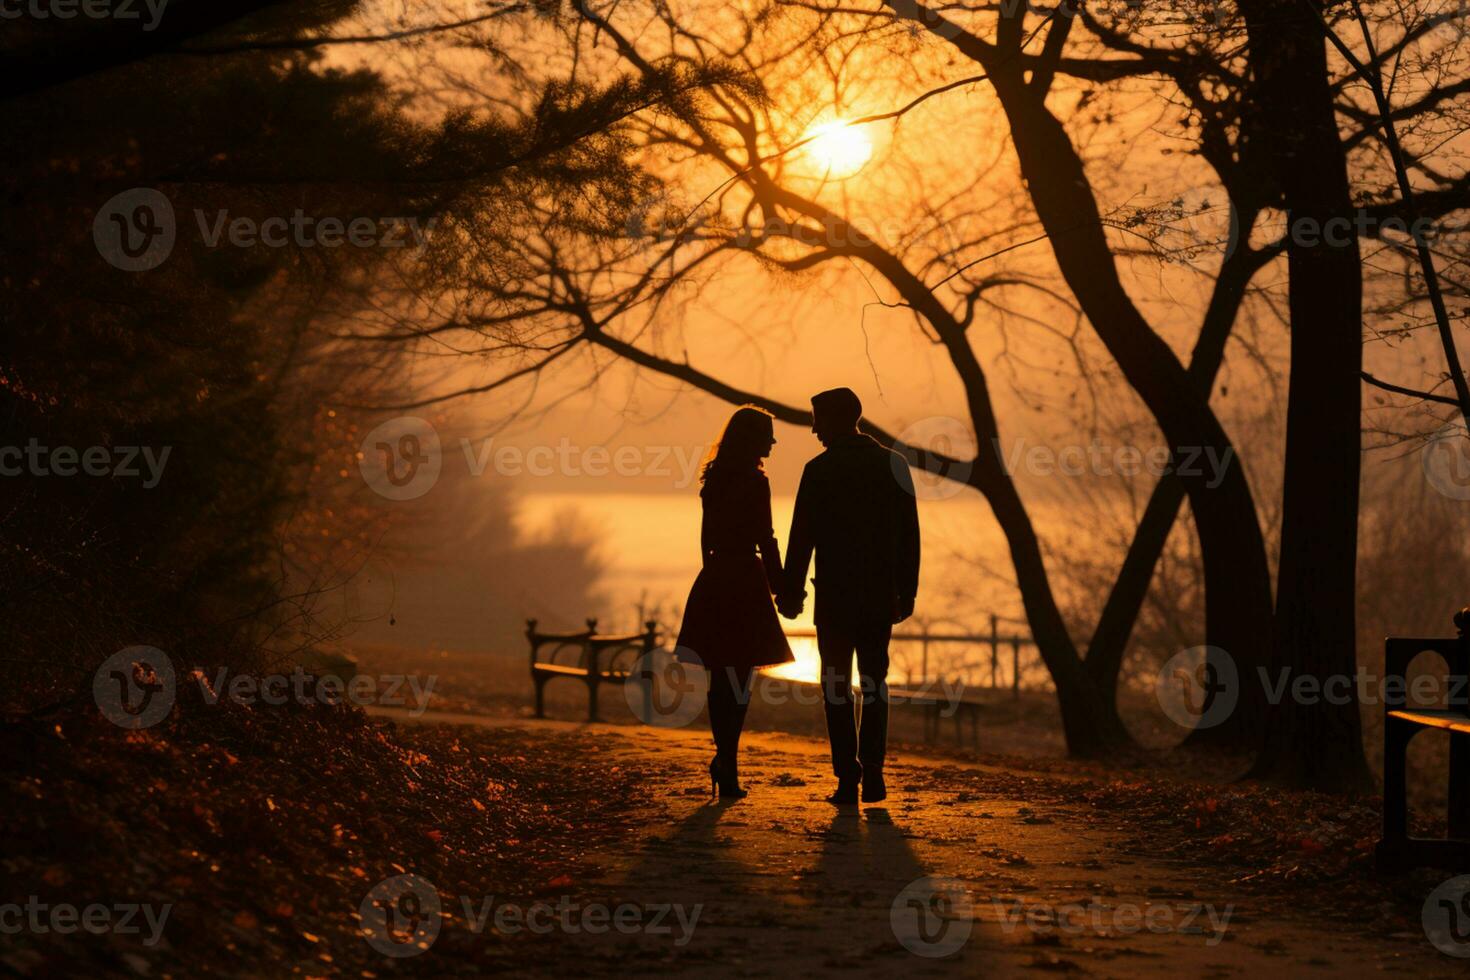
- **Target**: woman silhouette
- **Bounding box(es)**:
[676,406,794,798]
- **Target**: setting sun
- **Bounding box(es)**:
[803,120,873,178]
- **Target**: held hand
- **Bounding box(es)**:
[776,592,805,620]
[892,595,915,625]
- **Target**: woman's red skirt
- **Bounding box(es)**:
[674,553,794,670]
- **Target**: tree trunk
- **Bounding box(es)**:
[1239,1,1373,792]
[1084,235,1264,752]
[972,463,1132,756]
[1085,477,1187,708]
[979,55,1274,750]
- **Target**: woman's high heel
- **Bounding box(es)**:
[710,755,748,800]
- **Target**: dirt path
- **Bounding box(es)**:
[374,710,1458,977]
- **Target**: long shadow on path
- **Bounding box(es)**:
[810,805,980,968]
[550,783,975,975]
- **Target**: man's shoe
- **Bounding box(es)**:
[825,779,859,805]
[861,769,886,803]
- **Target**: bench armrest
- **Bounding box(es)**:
[527,617,595,667]
[527,618,659,673]
[1383,636,1466,712]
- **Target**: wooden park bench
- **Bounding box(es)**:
[888,683,983,748]
[1376,608,1470,871]
[526,618,659,722]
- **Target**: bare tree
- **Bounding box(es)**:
[325,0,1470,786]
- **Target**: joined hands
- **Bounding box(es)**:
[776,590,805,620]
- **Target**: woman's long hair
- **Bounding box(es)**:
[700,405,774,486]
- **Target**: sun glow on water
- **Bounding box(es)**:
[763,634,821,684]
[761,635,865,690]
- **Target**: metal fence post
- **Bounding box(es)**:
[1012,637,1021,699]
[989,613,999,690]
[921,628,930,688]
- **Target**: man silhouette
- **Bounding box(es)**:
[778,388,920,804]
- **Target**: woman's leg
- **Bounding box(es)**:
[725,666,753,759]
[706,667,732,759]
[707,666,752,794]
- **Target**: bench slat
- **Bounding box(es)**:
[532,662,634,678]
[887,687,984,707]
[1387,707,1470,734]
[533,663,596,677]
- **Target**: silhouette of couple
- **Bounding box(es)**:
[675,388,921,804]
